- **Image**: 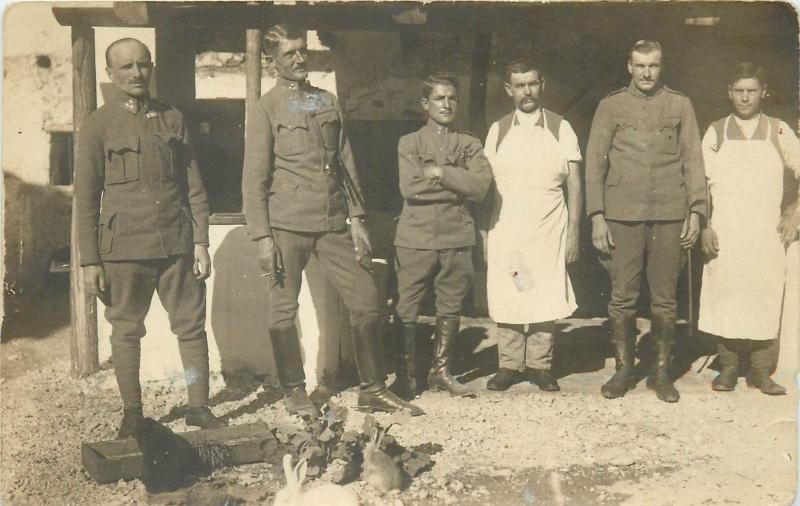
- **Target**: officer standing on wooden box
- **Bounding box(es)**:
[393,73,493,399]
[585,39,706,403]
[242,24,422,417]
[74,38,225,438]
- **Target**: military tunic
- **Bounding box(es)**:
[73,89,211,410]
[394,122,493,322]
[242,77,379,331]
[585,82,707,322]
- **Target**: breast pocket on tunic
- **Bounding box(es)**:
[153,131,184,182]
[274,112,308,157]
[658,117,680,155]
[104,136,140,184]
[314,108,340,150]
[611,117,639,152]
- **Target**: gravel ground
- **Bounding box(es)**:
[1,305,797,506]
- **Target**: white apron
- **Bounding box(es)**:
[698,117,787,340]
[487,118,577,323]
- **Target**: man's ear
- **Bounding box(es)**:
[106,67,113,81]
[626,59,633,76]
[761,84,768,99]
[420,97,430,112]
[504,82,512,98]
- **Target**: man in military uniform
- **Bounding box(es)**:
[393,73,493,399]
[74,38,225,438]
[243,24,421,417]
[585,40,706,403]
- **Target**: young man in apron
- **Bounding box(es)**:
[393,73,493,399]
[699,63,800,395]
[481,61,583,392]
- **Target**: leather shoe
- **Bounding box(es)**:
[711,367,738,392]
[527,368,560,392]
[486,368,523,391]
[284,385,321,419]
[358,387,424,416]
[185,406,227,429]
[746,370,786,396]
[116,408,144,440]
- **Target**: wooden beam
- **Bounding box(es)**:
[70,25,99,378]
[245,29,262,117]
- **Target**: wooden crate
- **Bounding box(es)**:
[81,421,278,484]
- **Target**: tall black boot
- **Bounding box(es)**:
[353,318,424,416]
[712,338,739,392]
[270,326,319,418]
[427,317,474,397]
[747,339,786,395]
[390,322,418,401]
[646,315,680,403]
[601,316,636,399]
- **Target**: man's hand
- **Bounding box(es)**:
[193,244,212,281]
[680,212,701,250]
[84,264,106,297]
[700,227,719,259]
[565,229,580,264]
[257,237,283,280]
[591,215,615,256]
[422,165,444,183]
[350,217,373,271]
[778,209,799,246]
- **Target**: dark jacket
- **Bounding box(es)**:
[394,122,493,250]
[242,77,364,240]
[585,82,707,221]
[74,89,209,266]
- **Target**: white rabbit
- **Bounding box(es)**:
[272,453,360,506]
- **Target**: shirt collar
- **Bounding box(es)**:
[627,80,664,99]
[276,76,309,91]
[425,119,452,135]
[107,85,150,115]
[514,107,543,126]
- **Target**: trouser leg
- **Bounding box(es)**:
[156,254,210,408]
[606,221,647,322]
[432,248,474,319]
[104,260,158,411]
[395,247,439,324]
[496,323,525,372]
[268,229,314,388]
[645,221,684,325]
[314,229,384,389]
[525,321,555,370]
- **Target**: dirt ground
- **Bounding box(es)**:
[1,282,797,506]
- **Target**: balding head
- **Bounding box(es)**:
[105,38,151,67]
[105,38,153,98]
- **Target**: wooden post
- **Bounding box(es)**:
[245,29,263,120]
[70,25,99,378]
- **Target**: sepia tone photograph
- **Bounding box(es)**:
[1,1,799,505]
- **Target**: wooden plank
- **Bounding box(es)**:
[245,28,262,115]
[81,422,278,483]
[70,25,99,378]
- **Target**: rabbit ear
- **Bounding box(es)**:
[296,459,308,484]
[283,454,295,485]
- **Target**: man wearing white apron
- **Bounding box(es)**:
[699,63,800,395]
[482,61,583,392]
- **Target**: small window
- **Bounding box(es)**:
[50,132,74,186]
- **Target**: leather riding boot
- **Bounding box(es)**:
[117,407,144,440]
[185,406,227,429]
[353,317,424,416]
[427,317,475,397]
[646,315,680,403]
[390,322,418,401]
[270,326,319,419]
[601,316,636,399]
[712,339,739,392]
[746,369,787,395]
